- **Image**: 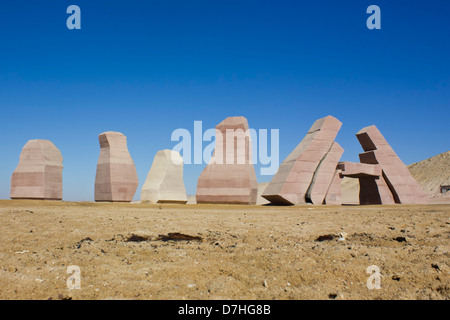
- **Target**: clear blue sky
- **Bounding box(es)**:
[0,0,449,200]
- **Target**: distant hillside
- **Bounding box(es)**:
[408,151,450,197]
[341,151,450,204]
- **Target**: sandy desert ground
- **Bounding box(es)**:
[0,200,448,300]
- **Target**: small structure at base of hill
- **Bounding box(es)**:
[440,185,450,194]
[261,116,429,206]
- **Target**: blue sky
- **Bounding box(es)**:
[0,0,449,200]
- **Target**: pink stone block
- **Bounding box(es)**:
[356,125,429,204]
[10,140,63,200]
[306,142,344,204]
[324,169,343,205]
[337,161,382,178]
[94,131,138,202]
[262,115,342,205]
[196,116,258,205]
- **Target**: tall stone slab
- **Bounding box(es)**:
[141,150,187,204]
[356,125,429,204]
[262,115,342,205]
[196,116,258,204]
[10,139,63,200]
[95,131,138,202]
[323,169,343,205]
[306,142,344,204]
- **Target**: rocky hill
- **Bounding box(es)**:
[408,151,450,197]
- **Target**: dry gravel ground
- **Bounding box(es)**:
[0,200,448,300]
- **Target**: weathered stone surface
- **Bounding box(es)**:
[357,125,429,204]
[141,150,187,204]
[337,159,395,205]
[323,169,343,205]
[256,182,270,205]
[358,175,396,205]
[95,131,138,202]
[338,160,395,204]
[10,140,63,200]
[262,115,342,205]
[338,161,382,178]
[306,142,344,204]
[196,116,258,204]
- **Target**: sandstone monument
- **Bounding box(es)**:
[256,182,270,205]
[262,115,343,205]
[355,125,429,204]
[94,131,138,202]
[306,142,344,205]
[408,151,450,198]
[141,150,187,204]
[337,161,395,205]
[10,139,63,200]
[196,116,258,204]
[262,116,428,206]
[323,169,343,205]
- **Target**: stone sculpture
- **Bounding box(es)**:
[356,125,429,204]
[306,142,344,204]
[262,115,343,205]
[337,161,395,205]
[10,139,63,200]
[323,169,343,205]
[338,161,382,178]
[141,149,187,204]
[94,131,138,202]
[262,117,428,206]
[196,116,258,204]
